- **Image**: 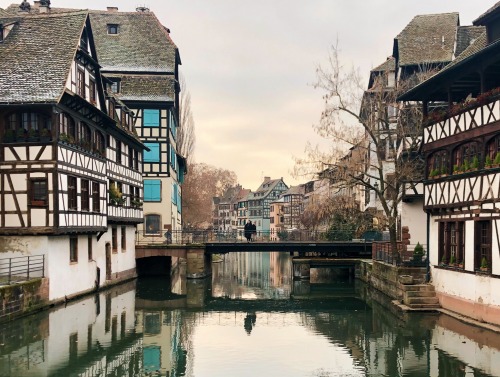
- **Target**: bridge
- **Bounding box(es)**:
[135,229,376,279]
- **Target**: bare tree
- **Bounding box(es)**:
[177,74,196,164]
[297,44,433,255]
[181,163,238,229]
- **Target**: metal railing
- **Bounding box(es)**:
[0,255,45,285]
[372,242,427,266]
[136,229,376,245]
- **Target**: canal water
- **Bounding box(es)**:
[1,252,500,377]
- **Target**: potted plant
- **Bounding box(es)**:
[3,129,15,143]
[480,256,489,272]
[429,169,439,179]
[463,159,470,172]
[109,183,123,206]
[471,156,479,170]
[485,155,493,168]
[440,166,448,176]
[131,198,143,208]
[449,254,456,266]
[40,128,51,142]
[27,128,38,142]
[458,260,464,269]
[413,242,425,262]
[494,152,500,167]
[16,127,26,141]
[440,254,448,266]
[453,164,461,174]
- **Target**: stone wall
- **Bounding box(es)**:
[368,261,426,300]
[0,278,49,322]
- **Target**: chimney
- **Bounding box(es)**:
[39,0,50,12]
[264,177,271,182]
[107,6,118,12]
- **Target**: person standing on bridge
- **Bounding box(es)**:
[244,221,252,242]
[251,222,257,242]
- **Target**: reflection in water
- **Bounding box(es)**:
[0,252,500,376]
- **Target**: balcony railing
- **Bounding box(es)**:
[372,242,427,267]
[0,255,45,285]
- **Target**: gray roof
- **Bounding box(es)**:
[0,11,88,104]
[455,26,485,56]
[474,1,500,25]
[283,185,305,196]
[371,57,395,73]
[117,75,176,102]
[89,11,177,73]
[396,13,459,66]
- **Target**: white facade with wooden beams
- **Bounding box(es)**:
[398,5,500,326]
[0,11,146,302]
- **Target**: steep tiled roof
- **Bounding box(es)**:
[89,11,177,73]
[117,75,176,102]
[283,185,305,196]
[0,11,87,104]
[371,57,395,73]
[474,1,500,25]
[436,32,487,75]
[396,13,459,66]
[455,26,485,56]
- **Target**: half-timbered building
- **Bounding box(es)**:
[89,7,187,245]
[0,8,146,301]
[399,3,500,326]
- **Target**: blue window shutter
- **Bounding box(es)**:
[144,180,161,202]
[177,190,181,213]
[144,143,160,162]
[143,109,160,127]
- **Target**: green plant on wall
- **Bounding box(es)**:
[486,155,493,167]
[495,152,500,165]
[471,156,479,169]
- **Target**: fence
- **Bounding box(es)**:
[372,242,427,266]
[0,255,45,285]
[136,228,379,245]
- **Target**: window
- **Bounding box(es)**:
[107,24,119,35]
[77,69,85,98]
[439,221,465,266]
[145,214,161,235]
[80,123,91,150]
[134,149,139,170]
[110,80,120,93]
[170,146,177,170]
[453,142,481,170]
[112,227,117,252]
[116,139,122,164]
[172,183,178,205]
[143,109,160,127]
[59,113,75,142]
[81,179,90,211]
[475,220,491,271]
[169,111,177,139]
[92,181,100,212]
[429,150,449,176]
[93,131,105,157]
[68,176,77,210]
[121,226,126,251]
[89,79,96,103]
[30,178,48,206]
[88,236,93,261]
[144,143,160,162]
[487,134,500,163]
[70,237,78,263]
[377,140,387,160]
[144,180,161,202]
[128,146,134,168]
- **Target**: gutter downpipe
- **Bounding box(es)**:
[426,211,431,283]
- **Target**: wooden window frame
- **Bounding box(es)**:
[77,68,85,98]
[116,139,122,164]
[30,178,48,207]
[121,226,126,251]
[70,236,78,263]
[112,227,118,253]
[88,235,93,261]
[92,181,100,212]
[475,220,492,272]
[81,179,90,211]
[68,176,77,210]
[107,24,119,34]
[89,78,96,104]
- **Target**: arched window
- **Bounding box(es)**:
[453,141,481,170]
[58,113,75,142]
[80,123,91,150]
[486,135,500,164]
[428,150,448,176]
[145,214,161,235]
[93,131,105,157]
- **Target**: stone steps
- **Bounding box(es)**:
[402,283,440,309]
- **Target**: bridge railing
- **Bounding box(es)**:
[372,242,427,266]
[136,229,376,245]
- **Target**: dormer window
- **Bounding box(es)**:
[109,79,120,93]
[107,24,119,35]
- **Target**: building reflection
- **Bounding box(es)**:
[1,252,500,376]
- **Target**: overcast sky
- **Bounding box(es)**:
[1,1,495,190]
